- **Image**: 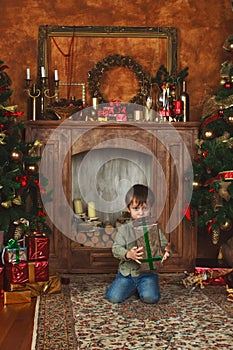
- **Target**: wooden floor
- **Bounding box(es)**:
[0,295,36,350]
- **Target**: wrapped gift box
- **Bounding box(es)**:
[133,217,163,272]
[116,113,127,121]
[4,247,27,264]
[4,290,31,305]
[6,260,49,284]
[8,274,61,296]
[195,267,233,286]
[26,236,50,261]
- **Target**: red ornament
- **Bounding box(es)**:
[34,179,45,194]
[218,109,224,117]
[207,218,217,234]
[224,82,232,89]
[37,211,46,218]
[201,150,208,158]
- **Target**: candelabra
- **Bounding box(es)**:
[25,67,59,120]
[40,77,59,118]
[25,80,40,121]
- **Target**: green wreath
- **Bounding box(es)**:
[87,54,151,105]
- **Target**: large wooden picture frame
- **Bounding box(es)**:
[38,25,178,107]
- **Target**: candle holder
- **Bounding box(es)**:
[25,80,41,121]
[40,77,59,118]
[25,77,59,120]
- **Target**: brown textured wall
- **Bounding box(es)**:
[0,0,232,121]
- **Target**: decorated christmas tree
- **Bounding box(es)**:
[191,35,233,245]
[0,60,51,244]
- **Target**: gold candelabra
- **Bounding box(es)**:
[25,68,59,120]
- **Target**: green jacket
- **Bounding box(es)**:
[112,219,169,277]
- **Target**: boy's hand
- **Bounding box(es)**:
[126,246,144,264]
[161,243,171,263]
[161,250,170,263]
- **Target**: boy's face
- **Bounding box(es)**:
[127,200,151,220]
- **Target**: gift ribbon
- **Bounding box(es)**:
[28,262,35,283]
[1,238,19,265]
[204,170,233,186]
[140,217,162,270]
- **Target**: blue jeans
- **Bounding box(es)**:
[105,272,160,304]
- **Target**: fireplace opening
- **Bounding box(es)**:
[72,147,154,225]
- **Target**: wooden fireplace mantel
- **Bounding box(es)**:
[25,120,200,273]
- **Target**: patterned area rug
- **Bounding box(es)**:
[33,274,233,350]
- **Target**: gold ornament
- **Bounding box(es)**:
[13,226,24,241]
[212,228,220,245]
[220,77,227,85]
[10,149,23,162]
[12,195,22,205]
[13,218,29,226]
[216,131,230,143]
[1,200,12,208]
[26,163,39,175]
[28,140,43,156]
[218,181,231,201]
[220,218,232,231]
[212,191,223,212]
[0,104,18,112]
[217,246,223,260]
[193,181,202,190]
[227,116,233,125]
[204,129,215,140]
[0,132,6,144]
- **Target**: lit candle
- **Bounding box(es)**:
[88,201,96,218]
[41,66,46,78]
[73,199,83,214]
[26,68,30,80]
[54,69,59,81]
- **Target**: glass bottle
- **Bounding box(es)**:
[180,81,190,122]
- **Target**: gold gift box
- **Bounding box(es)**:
[4,290,31,305]
[8,274,62,297]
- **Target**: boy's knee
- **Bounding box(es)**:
[140,293,160,304]
[105,294,122,303]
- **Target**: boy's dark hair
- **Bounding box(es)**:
[125,184,155,209]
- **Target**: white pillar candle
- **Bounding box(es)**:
[41,66,46,78]
[88,201,96,218]
[73,199,83,214]
[134,110,142,121]
[26,68,30,80]
[54,69,59,81]
[92,97,98,109]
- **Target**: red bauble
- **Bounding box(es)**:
[224,82,232,89]
[201,150,208,158]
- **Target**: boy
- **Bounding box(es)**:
[105,184,171,303]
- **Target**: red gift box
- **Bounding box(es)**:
[26,237,50,261]
[116,113,127,121]
[195,267,233,286]
[6,261,49,284]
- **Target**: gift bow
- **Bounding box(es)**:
[1,238,20,265]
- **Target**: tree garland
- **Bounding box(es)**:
[87,54,151,105]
